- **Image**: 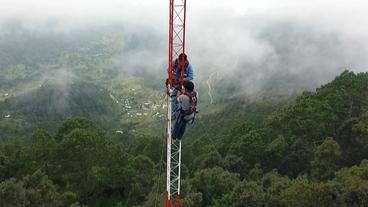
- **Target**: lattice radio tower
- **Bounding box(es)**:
[165,0,187,206]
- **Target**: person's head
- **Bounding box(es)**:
[183,80,194,92]
[178,53,187,65]
[178,53,187,61]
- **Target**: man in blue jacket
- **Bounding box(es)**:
[172,53,194,85]
[167,53,194,120]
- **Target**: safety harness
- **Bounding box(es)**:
[180,91,198,123]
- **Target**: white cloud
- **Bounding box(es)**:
[1,0,368,95]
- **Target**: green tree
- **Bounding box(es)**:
[340,177,368,207]
[352,111,368,158]
[0,153,8,182]
[194,151,228,171]
[335,159,368,206]
[23,170,69,207]
[263,135,289,171]
[177,180,203,207]
[248,163,264,181]
[311,137,342,180]
[279,138,314,177]
[190,167,239,206]
[337,113,368,166]
[56,117,100,140]
[28,129,57,175]
[127,155,156,205]
[261,170,291,206]
[224,155,248,178]
[56,127,130,205]
[215,180,266,207]
[279,177,342,207]
[0,178,28,207]
[226,128,266,173]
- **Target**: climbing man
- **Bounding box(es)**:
[172,80,198,140]
[172,53,194,84]
[166,53,194,120]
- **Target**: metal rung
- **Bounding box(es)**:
[170,184,178,189]
[170,190,178,196]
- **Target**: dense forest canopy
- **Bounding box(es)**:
[2,58,368,206]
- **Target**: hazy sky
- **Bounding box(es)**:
[1,0,366,31]
[1,0,368,95]
[1,0,367,45]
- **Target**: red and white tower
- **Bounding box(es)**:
[166,0,187,206]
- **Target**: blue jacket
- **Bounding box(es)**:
[173,59,194,82]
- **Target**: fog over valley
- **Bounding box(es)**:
[1,0,368,100]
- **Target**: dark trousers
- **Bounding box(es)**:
[172,117,187,140]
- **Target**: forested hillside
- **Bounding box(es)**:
[2,70,368,206]
[0,25,168,140]
[1,20,368,207]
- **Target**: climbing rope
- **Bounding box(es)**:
[153,97,170,207]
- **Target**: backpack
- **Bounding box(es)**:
[181,91,198,123]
